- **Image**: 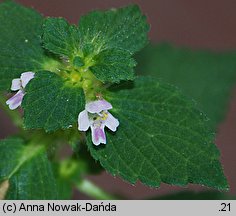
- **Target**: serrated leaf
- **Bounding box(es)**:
[42,18,80,59]
[0,137,58,199]
[78,5,149,54]
[135,43,236,129]
[87,77,228,190]
[0,1,58,91]
[42,5,149,83]
[22,71,85,132]
[90,49,136,82]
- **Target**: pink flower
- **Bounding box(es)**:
[78,99,119,146]
[6,72,35,110]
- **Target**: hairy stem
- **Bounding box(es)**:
[75,179,116,200]
[0,95,23,128]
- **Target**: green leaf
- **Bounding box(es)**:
[87,77,228,190]
[42,18,80,59]
[78,5,149,54]
[52,163,72,200]
[90,49,136,82]
[0,1,58,91]
[135,43,236,129]
[55,178,72,199]
[42,5,149,83]
[22,71,85,132]
[79,4,149,83]
[0,137,58,199]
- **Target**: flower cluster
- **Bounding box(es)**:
[6,72,119,146]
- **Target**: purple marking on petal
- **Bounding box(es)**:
[78,110,90,131]
[6,90,24,110]
[11,78,21,91]
[86,100,112,113]
[21,72,35,88]
[105,112,119,132]
[91,125,106,146]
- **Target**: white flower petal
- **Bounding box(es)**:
[6,90,24,110]
[11,78,22,91]
[78,110,90,131]
[86,99,112,113]
[20,72,35,88]
[105,112,119,132]
[91,125,106,146]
